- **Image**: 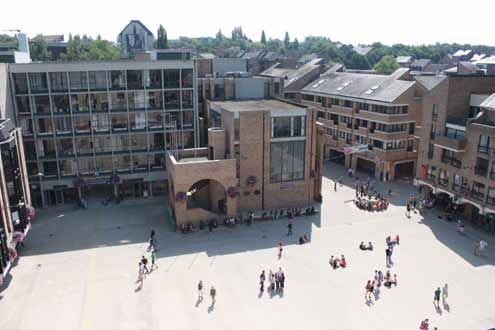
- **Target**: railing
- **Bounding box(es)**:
[471,190,485,201]
[441,156,462,168]
[477,145,491,154]
[438,178,449,187]
[474,167,488,177]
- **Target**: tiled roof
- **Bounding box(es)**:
[415,75,447,91]
[302,69,415,103]
[260,58,322,88]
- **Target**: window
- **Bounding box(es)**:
[355,135,367,144]
[444,127,465,140]
[69,72,88,91]
[270,140,305,182]
[13,73,29,94]
[438,169,448,186]
[408,123,415,135]
[491,161,495,179]
[165,91,180,109]
[452,174,460,192]
[441,148,461,168]
[407,139,414,152]
[430,125,436,140]
[343,100,353,108]
[271,116,306,138]
[330,98,339,106]
[29,72,48,93]
[164,69,180,88]
[432,104,439,121]
[16,96,31,114]
[88,71,107,90]
[426,165,436,181]
[127,70,144,89]
[372,139,384,149]
[384,140,405,150]
[181,69,193,88]
[148,70,162,89]
[52,95,71,114]
[182,90,194,109]
[475,157,489,177]
[471,181,485,200]
[427,143,434,159]
[357,102,369,111]
[478,135,490,154]
[109,70,126,90]
[487,188,495,205]
[274,82,280,95]
[33,96,51,114]
[50,72,69,92]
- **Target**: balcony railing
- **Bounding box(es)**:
[438,178,449,187]
[441,156,462,168]
[471,190,485,201]
[477,145,491,154]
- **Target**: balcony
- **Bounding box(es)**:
[355,110,409,124]
[441,156,462,169]
[434,135,467,151]
[477,145,491,155]
[471,190,485,201]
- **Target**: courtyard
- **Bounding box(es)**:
[0,163,494,330]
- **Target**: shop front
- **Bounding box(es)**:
[119,179,148,198]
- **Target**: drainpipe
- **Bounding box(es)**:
[261,112,265,210]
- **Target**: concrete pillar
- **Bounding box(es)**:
[148,182,153,197]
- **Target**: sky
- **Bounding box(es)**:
[2,0,495,46]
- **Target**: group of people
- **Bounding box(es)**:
[433,284,449,311]
[259,268,286,294]
[137,230,157,289]
[359,242,373,251]
[298,235,310,245]
[365,270,398,301]
[329,255,347,269]
[355,196,389,211]
[197,280,217,306]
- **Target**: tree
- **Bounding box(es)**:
[60,34,119,62]
[261,30,266,45]
[231,26,245,41]
[345,53,370,70]
[157,25,168,49]
[29,37,52,61]
[293,38,299,50]
[0,34,16,43]
[284,32,290,49]
[215,29,224,41]
[373,55,400,75]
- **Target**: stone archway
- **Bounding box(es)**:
[186,179,227,214]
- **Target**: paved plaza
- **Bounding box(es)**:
[0,163,494,330]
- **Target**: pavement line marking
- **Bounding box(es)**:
[188,253,199,270]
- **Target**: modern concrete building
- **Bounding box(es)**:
[301,68,420,181]
[0,33,30,64]
[414,73,495,233]
[8,57,198,207]
[118,20,154,58]
[166,99,323,227]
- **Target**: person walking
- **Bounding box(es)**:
[280,271,285,290]
[365,280,373,300]
[259,270,266,292]
[433,287,441,308]
[287,221,293,236]
[442,283,448,303]
[385,247,392,268]
[334,179,337,191]
[141,255,150,273]
[148,229,156,251]
[348,168,353,177]
[278,239,283,257]
[198,280,204,301]
[137,262,144,288]
[210,286,216,306]
[150,249,157,270]
[269,270,275,292]
[406,203,411,218]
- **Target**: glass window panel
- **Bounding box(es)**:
[165,91,180,109]
[29,72,48,93]
[16,96,31,114]
[127,70,143,89]
[49,72,69,92]
[88,71,107,90]
[52,95,71,114]
[128,91,146,110]
[13,73,29,94]
[109,70,126,90]
[163,69,180,88]
[182,90,194,109]
[33,95,51,114]
[71,94,90,113]
[69,72,88,91]
[148,70,162,89]
[147,91,163,110]
[181,69,193,88]
[110,92,127,111]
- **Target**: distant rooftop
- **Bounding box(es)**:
[259,58,322,88]
[396,56,413,64]
[415,75,447,91]
[481,94,495,110]
[210,99,304,113]
[353,46,373,56]
[303,68,415,103]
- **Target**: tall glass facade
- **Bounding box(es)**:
[11,63,197,197]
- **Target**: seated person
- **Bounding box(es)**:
[303,235,309,243]
[339,255,347,268]
[299,236,305,245]
[329,255,339,269]
[359,241,367,250]
[367,242,373,250]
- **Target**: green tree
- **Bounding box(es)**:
[60,34,119,62]
[261,30,266,45]
[29,37,52,61]
[215,29,224,41]
[345,53,370,70]
[373,55,400,75]
[284,32,290,49]
[157,25,168,49]
[0,34,16,43]
[293,38,299,50]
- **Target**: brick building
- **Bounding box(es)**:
[414,73,495,233]
[166,99,323,227]
[301,68,420,181]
